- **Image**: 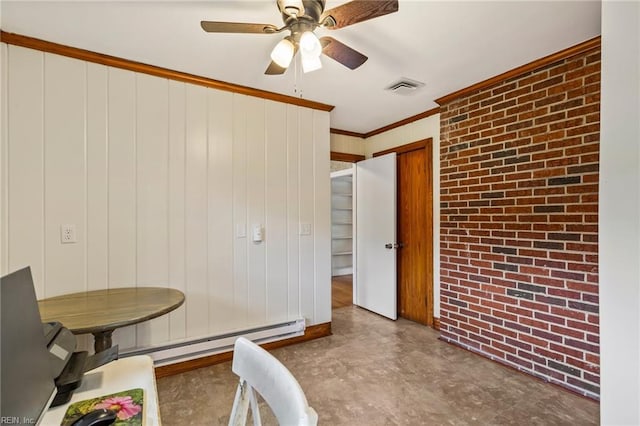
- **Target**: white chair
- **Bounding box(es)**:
[228,337,318,426]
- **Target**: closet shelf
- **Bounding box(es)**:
[331,168,354,277]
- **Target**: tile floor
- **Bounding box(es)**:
[157,306,599,425]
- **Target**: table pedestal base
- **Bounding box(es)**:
[92,330,113,353]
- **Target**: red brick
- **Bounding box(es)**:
[521,317,552,330]
[483,345,507,360]
[549,58,586,76]
[567,281,598,293]
[505,86,533,100]
[440,46,600,397]
[548,288,581,300]
[519,126,550,138]
[505,306,534,317]
[532,168,567,179]
[520,333,551,347]
[550,343,584,360]
[535,93,566,108]
[532,130,566,143]
[566,320,599,334]
[520,108,550,121]
[493,341,518,355]
[548,79,584,96]
[534,364,566,382]
[492,325,518,339]
[566,63,601,81]
[585,353,600,366]
[551,325,585,339]
[534,346,565,362]
[549,136,582,150]
[518,71,549,88]
[520,300,551,312]
[460,322,481,335]
[493,310,518,322]
[533,276,565,288]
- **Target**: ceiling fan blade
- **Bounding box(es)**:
[265,61,288,75]
[321,0,398,30]
[264,44,299,75]
[200,21,278,34]
[320,37,368,70]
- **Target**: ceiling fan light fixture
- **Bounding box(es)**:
[299,31,322,58]
[302,54,322,73]
[270,38,295,68]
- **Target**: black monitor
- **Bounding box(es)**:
[1,267,56,425]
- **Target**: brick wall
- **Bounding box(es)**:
[439,44,601,398]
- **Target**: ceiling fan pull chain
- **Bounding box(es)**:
[294,56,302,98]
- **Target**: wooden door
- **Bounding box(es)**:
[355,154,398,320]
[374,140,433,326]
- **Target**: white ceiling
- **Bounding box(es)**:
[1,1,601,134]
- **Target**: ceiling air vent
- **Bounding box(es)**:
[385,78,425,96]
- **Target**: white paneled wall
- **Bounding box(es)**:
[0,44,331,352]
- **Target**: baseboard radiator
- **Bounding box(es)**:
[121,318,306,367]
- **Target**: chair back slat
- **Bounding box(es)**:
[228,337,318,426]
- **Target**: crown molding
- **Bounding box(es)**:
[330,128,366,138]
[0,31,335,112]
[365,107,440,138]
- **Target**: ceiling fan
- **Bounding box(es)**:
[200,0,399,75]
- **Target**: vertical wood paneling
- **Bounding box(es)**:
[232,94,249,329]
[86,63,108,292]
[1,43,8,275]
[265,101,289,323]
[43,53,86,297]
[246,97,266,326]
[7,46,45,296]
[2,46,332,354]
[136,74,170,345]
[107,67,137,349]
[313,111,331,324]
[286,105,300,320]
[185,84,209,338]
[208,90,234,334]
[298,108,315,322]
[167,80,187,340]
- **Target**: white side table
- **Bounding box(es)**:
[41,355,160,425]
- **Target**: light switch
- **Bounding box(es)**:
[236,224,246,239]
[252,224,263,242]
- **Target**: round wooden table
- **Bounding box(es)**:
[38,287,185,353]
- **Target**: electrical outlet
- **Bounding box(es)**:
[60,224,77,244]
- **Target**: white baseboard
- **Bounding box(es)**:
[121,319,306,367]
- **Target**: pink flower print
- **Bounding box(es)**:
[94,395,142,420]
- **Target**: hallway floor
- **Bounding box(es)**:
[157,306,599,425]
[332,274,353,309]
